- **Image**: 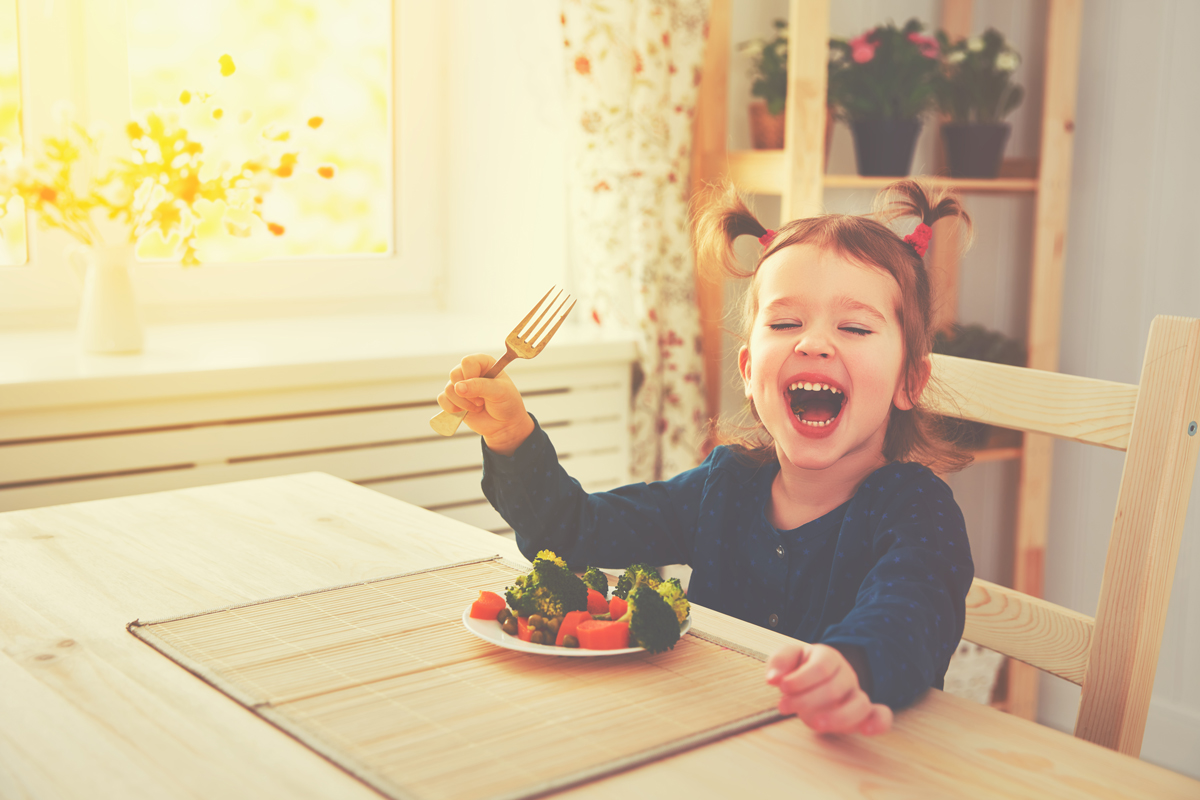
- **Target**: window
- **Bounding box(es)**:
[126,0,392,261]
[1,0,444,324]
[0,0,24,266]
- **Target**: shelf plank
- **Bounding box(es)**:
[727,150,1038,195]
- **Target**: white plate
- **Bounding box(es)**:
[461,608,691,657]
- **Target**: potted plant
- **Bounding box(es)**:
[738,20,788,150]
[827,19,941,176]
[934,28,1025,178]
[739,20,835,165]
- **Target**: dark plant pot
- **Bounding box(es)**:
[849,118,921,177]
[942,122,1011,179]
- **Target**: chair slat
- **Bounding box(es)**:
[1076,316,1200,754]
[962,578,1094,685]
[927,354,1138,450]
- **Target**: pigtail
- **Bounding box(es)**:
[874,179,975,474]
[692,181,771,281]
[873,179,975,252]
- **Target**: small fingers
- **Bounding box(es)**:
[777,645,851,697]
[776,666,858,719]
[765,641,810,686]
[799,689,872,734]
[857,704,893,736]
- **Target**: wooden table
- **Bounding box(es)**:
[2,472,1195,799]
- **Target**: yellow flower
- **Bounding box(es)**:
[218,54,236,76]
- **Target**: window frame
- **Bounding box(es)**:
[1,0,445,326]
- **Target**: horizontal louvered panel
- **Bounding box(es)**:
[0,423,625,512]
[433,502,511,533]
[363,454,625,509]
[0,362,626,443]
[0,384,624,486]
[428,474,625,535]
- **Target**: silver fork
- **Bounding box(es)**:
[429,287,576,436]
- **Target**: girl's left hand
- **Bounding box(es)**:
[765,641,893,736]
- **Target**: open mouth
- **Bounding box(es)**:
[787,381,845,428]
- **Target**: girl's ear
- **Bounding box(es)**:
[738,345,753,399]
[893,355,932,411]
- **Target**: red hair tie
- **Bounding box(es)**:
[904,223,932,257]
[758,229,776,248]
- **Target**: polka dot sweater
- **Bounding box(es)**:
[481,418,973,710]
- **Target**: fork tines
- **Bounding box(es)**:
[520,288,576,348]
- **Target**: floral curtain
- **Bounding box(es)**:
[561,0,710,483]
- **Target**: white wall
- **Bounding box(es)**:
[1043,0,1200,776]
[721,0,1200,778]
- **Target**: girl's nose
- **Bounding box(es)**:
[795,329,833,358]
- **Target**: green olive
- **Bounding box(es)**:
[529,630,546,645]
[495,608,510,623]
[545,617,561,636]
[529,614,544,630]
[501,618,518,635]
[563,635,579,648]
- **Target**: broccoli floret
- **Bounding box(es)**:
[504,551,589,619]
[504,573,539,617]
[655,577,690,626]
[580,567,608,595]
[613,563,662,600]
[619,584,681,654]
[535,549,568,569]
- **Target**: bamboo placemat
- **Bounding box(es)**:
[129,557,783,800]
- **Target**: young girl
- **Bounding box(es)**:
[437,180,974,737]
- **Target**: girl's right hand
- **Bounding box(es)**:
[437,354,534,456]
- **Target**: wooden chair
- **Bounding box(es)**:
[925,315,1200,757]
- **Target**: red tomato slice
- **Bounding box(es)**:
[608,595,628,620]
[585,588,609,616]
[517,616,531,642]
[469,590,507,620]
[575,619,630,650]
[555,610,593,647]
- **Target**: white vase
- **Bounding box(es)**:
[69,243,144,354]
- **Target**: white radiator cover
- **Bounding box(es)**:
[0,315,637,533]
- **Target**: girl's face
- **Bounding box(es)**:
[738,243,924,475]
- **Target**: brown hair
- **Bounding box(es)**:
[692,179,974,473]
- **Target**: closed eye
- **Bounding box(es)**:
[768,323,800,331]
[841,327,872,336]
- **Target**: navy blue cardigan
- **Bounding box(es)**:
[481,420,973,710]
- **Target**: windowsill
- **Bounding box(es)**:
[0,313,638,412]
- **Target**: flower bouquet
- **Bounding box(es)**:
[827,19,941,176]
[934,28,1025,177]
[1,108,291,267]
[0,54,323,352]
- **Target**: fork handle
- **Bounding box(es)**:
[428,351,518,436]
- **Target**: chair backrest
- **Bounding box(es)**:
[925,315,1200,757]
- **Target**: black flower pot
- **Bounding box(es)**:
[942,122,1011,179]
[849,118,922,177]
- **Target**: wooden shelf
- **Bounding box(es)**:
[727,150,1039,196]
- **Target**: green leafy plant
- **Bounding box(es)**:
[934,28,1024,123]
[738,19,788,116]
[827,19,941,121]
